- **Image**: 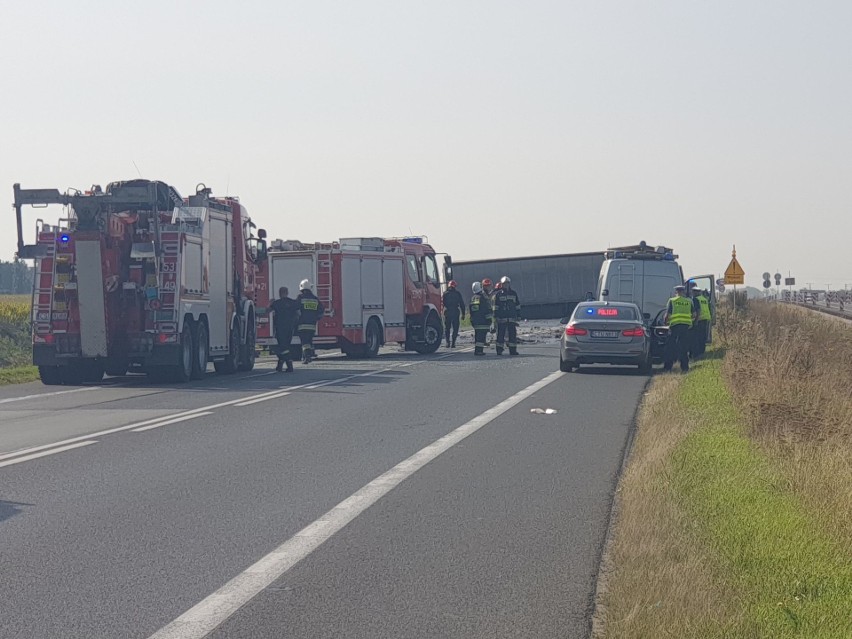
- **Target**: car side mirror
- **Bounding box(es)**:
[601,289,609,297]
[559,317,569,325]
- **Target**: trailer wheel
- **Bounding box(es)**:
[192,321,209,380]
[39,366,64,386]
[364,319,381,358]
[215,322,240,375]
[415,312,442,354]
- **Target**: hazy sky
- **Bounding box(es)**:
[2,1,851,288]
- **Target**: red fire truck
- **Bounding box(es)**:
[255,237,450,357]
[13,180,267,384]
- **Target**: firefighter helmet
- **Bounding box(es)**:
[500,276,511,284]
[448,280,457,288]
[472,281,483,294]
[495,282,502,290]
[300,279,312,290]
[482,278,492,288]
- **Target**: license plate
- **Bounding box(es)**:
[591,330,619,338]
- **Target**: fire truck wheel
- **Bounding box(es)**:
[237,314,256,372]
[415,312,442,354]
[192,321,209,380]
[171,324,194,383]
[79,361,105,383]
[38,366,64,386]
[215,322,240,375]
[364,318,381,358]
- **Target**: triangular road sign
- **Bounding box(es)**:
[724,247,745,285]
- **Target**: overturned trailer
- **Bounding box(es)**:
[450,252,605,319]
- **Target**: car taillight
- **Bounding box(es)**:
[565,325,587,336]
[622,327,645,337]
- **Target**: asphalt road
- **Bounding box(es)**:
[0,328,647,639]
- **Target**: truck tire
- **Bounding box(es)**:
[171,323,194,383]
[415,312,442,354]
[192,321,209,380]
[237,314,256,372]
[79,360,105,383]
[215,322,239,375]
[364,319,381,358]
[39,366,64,386]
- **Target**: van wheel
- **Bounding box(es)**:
[192,321,209,380]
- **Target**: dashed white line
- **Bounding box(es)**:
[0,440,98,469]
[234,392,291,407]
[146,370,564,639]
[132,412,215,432]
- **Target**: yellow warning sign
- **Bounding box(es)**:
[724,246,745,285]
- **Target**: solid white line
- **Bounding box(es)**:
[0,386,98,405]
[234,392,291,407]
[147,370,564,639]
[132,412,215,432]
[0,440,98,469]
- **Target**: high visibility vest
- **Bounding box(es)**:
[697,295,712,321]
[668,296,694,327]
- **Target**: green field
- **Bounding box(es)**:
[0,295,38,384]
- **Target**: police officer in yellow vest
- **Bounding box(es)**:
[691,285,712,358]
[664,284,697,372]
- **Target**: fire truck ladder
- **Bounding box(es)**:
[31,220,57,326]
[316,249,333,315]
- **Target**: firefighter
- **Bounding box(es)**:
[493,275,521,355]
[442,280,465,348]
[469,281,492,356]
[296,279,324,364]
[691,286,712,358]
[663,284,696,372]
[269,286,299,372]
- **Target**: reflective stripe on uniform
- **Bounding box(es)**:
[668,296,694,327]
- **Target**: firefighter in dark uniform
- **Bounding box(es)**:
[664,285,697,372]
[469,281,492,356]
[296,279,324,364]
[493,276,521,355]
[269,286,299,372]
[442,280,466,348]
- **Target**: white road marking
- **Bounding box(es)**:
[0,386,98,405]
[0,440,98,469]
[234,392,291,407]
[132,412,215,432]
[0,383,315,461]
[147,370,564,639]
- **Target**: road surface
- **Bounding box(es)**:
[0,327,647,638]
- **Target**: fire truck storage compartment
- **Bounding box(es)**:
[75,240,108,358]
[270,254,317,302]
[207,213,231,351]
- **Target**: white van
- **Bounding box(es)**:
[596,242,714,324]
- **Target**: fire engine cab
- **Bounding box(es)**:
[255,237,449,357]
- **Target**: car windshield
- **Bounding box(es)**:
[575,305,637,320]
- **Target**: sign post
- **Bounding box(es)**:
[724,246,746,312]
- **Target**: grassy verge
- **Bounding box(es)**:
[596,303,852,638]
[0,365,39,385]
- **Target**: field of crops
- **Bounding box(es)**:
[0,295,32,368]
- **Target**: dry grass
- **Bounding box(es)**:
[721,302,852,548]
